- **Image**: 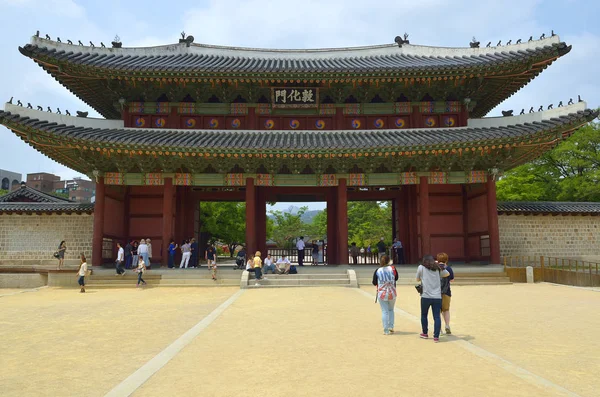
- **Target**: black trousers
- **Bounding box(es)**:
[116,260,125,274]
[298,250,305,266]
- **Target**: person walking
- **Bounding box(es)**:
[437,252,455,335]
[76,253,88,293]
[190,238,199,268]
[56,240,67,270]
[296,236,305,266]
[253,251,263,286]
[376,237,387,261]
[135,255,147,287]
[168,239,177,269]
[179,240,192,269]
[393,239,405,265]
[146,238,153,269]
[350,242,360,265]
[205,244,217,280]
[124,240,133,269]
[115,242,125,275]
[372,254,398,335]
[416,254,450,343]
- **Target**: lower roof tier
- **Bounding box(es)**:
[0,102,597,176]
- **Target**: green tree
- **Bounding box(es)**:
[269,206,308,248]
[306,209,327,239]
[347,201,392,248]
[0,189,8,197]
[497,121,600,202]
[199,202,246,257]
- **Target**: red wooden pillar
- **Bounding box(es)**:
[391,199,397,242]
[245,178,256,254]
[396,189,409,264]
[407,185,418,263]
[161,177,174,267]
[256,187,267,256]
[462,185,470,263]
[122,105,130,127]
[248,107,257,129]
[487,176,501,264]
[336,178,349,264]
[326,187,337,265]
[92,176,105,266]
[419,176,431,256]
[335,107,344,129]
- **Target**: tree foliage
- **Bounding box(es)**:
[269,206,308,248]
[497,121,600,202]
[0,189,8,197]
[199,202,246,257]
[347,201,392,247]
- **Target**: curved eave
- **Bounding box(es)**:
[0,203,94,215]
[18,36,572,119]
[1,103,596,175]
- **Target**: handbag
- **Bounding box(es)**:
[415,284,423,295]
[53,252,60,259]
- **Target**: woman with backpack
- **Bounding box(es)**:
[372,254,398,335]
[416,254,450,342]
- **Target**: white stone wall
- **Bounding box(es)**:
[499,214,600,260]
[0,213,93,263]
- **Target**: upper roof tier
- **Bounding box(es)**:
[18,35,571,119]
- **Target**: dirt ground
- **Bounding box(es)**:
[0,284,598,397]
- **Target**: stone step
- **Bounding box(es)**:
[250,278,351,286]
[249,274,349,280]
[159,279,239,286]
[247,284,351,289]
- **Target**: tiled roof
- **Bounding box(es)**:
[497,201,600,215]
[0,185,71,203]
[0,107,596,151]
[19,36,570,74]
[0,203,94,214]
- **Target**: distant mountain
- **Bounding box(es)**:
[268,206,323,224]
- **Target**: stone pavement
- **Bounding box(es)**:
[0,284,598,396]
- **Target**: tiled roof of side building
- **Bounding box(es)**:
[0,104,596,151]
[0,185,72,203]
[19,35,570,74]
[497,201,600,215]
[0,202,94,214]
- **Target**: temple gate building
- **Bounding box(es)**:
[0,33,597,266]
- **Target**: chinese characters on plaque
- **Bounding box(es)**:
[271,88,319,108]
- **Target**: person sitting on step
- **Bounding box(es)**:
[276,254,291,274]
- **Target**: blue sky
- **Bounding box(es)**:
[1,0,598,211]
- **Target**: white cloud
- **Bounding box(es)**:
[2,0,86,18]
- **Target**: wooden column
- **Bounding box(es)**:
[245,178,256,254]
[326,187,337,265]
[256,187,267,256]
[161,178,174,267]
[462,185,470,263]
[397,189,409,264]
[487,176,501,264]
[407,185,418,263]
[248,107,257,129]
[419,176,431,256]
[336,178,348,264]
[123,186,130,245]
[92,176,105,266]
[335,107,344,129]
[391,199,397,241]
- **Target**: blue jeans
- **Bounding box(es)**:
[168,253,175,268]
[125,255,132,269]
[78,276,85,286]
[115,260,124,274]
[263,264,276,274]
[379,298,396,332]
[254,267,262,280]
[142,253,150,267]
[137,272,145,285]
[421,298,442,338]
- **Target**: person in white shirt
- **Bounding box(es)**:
[416,255,450,342]
[263,254,275,274]
[180,240,192,269]
[296,236,305,266]
[138,239,149,268]
[276,255,291,274]
[115,242,125,276]
[77,253,88,293]
[245,258,254,272]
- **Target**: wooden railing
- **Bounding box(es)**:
[266,247,383,265]
[502,255,600,287]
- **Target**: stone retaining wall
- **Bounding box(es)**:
[499,214,600,260]
[0,213,93,265]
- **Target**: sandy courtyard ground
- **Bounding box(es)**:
[0,283,598,397]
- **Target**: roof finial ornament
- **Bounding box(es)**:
[57,108,61,114]
[17,100,23,106]
[486,41,491,47]
[100,42,106,48]
[520,109,525,115]
[27,102,32,109]
[45,34,51,40]
[67,39,73,45]
[496,40,502,46]
[469,37,480,48]
[568,98,573,105]
[65,110,71,116]
[394,33,410,48]
[57,37,61,43]
[179,31,195,47]
[78,40,84,46]
[538,105,544,112]
[529,107,534,113]
[47,106,52,112]
[8,97,13,104]
[112,35,122,48]
[578,95,582,102]
[548,104,553,110]
[528,36,533,42]
[501,110,513,117]
[558,101,563,107]
[89,41,95,48]
[35,30,39,37]
[516,39,522,44]
[37,105,43,111]
[552,30,556,36]
[540,33,546,40]
[76,111,88,118]
[506,40,512,45]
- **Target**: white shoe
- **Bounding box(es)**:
[254,283,260,286]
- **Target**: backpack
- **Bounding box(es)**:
[289,265,298,274]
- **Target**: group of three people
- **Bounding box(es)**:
[244,252,294,286]
[373,252,454,341]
